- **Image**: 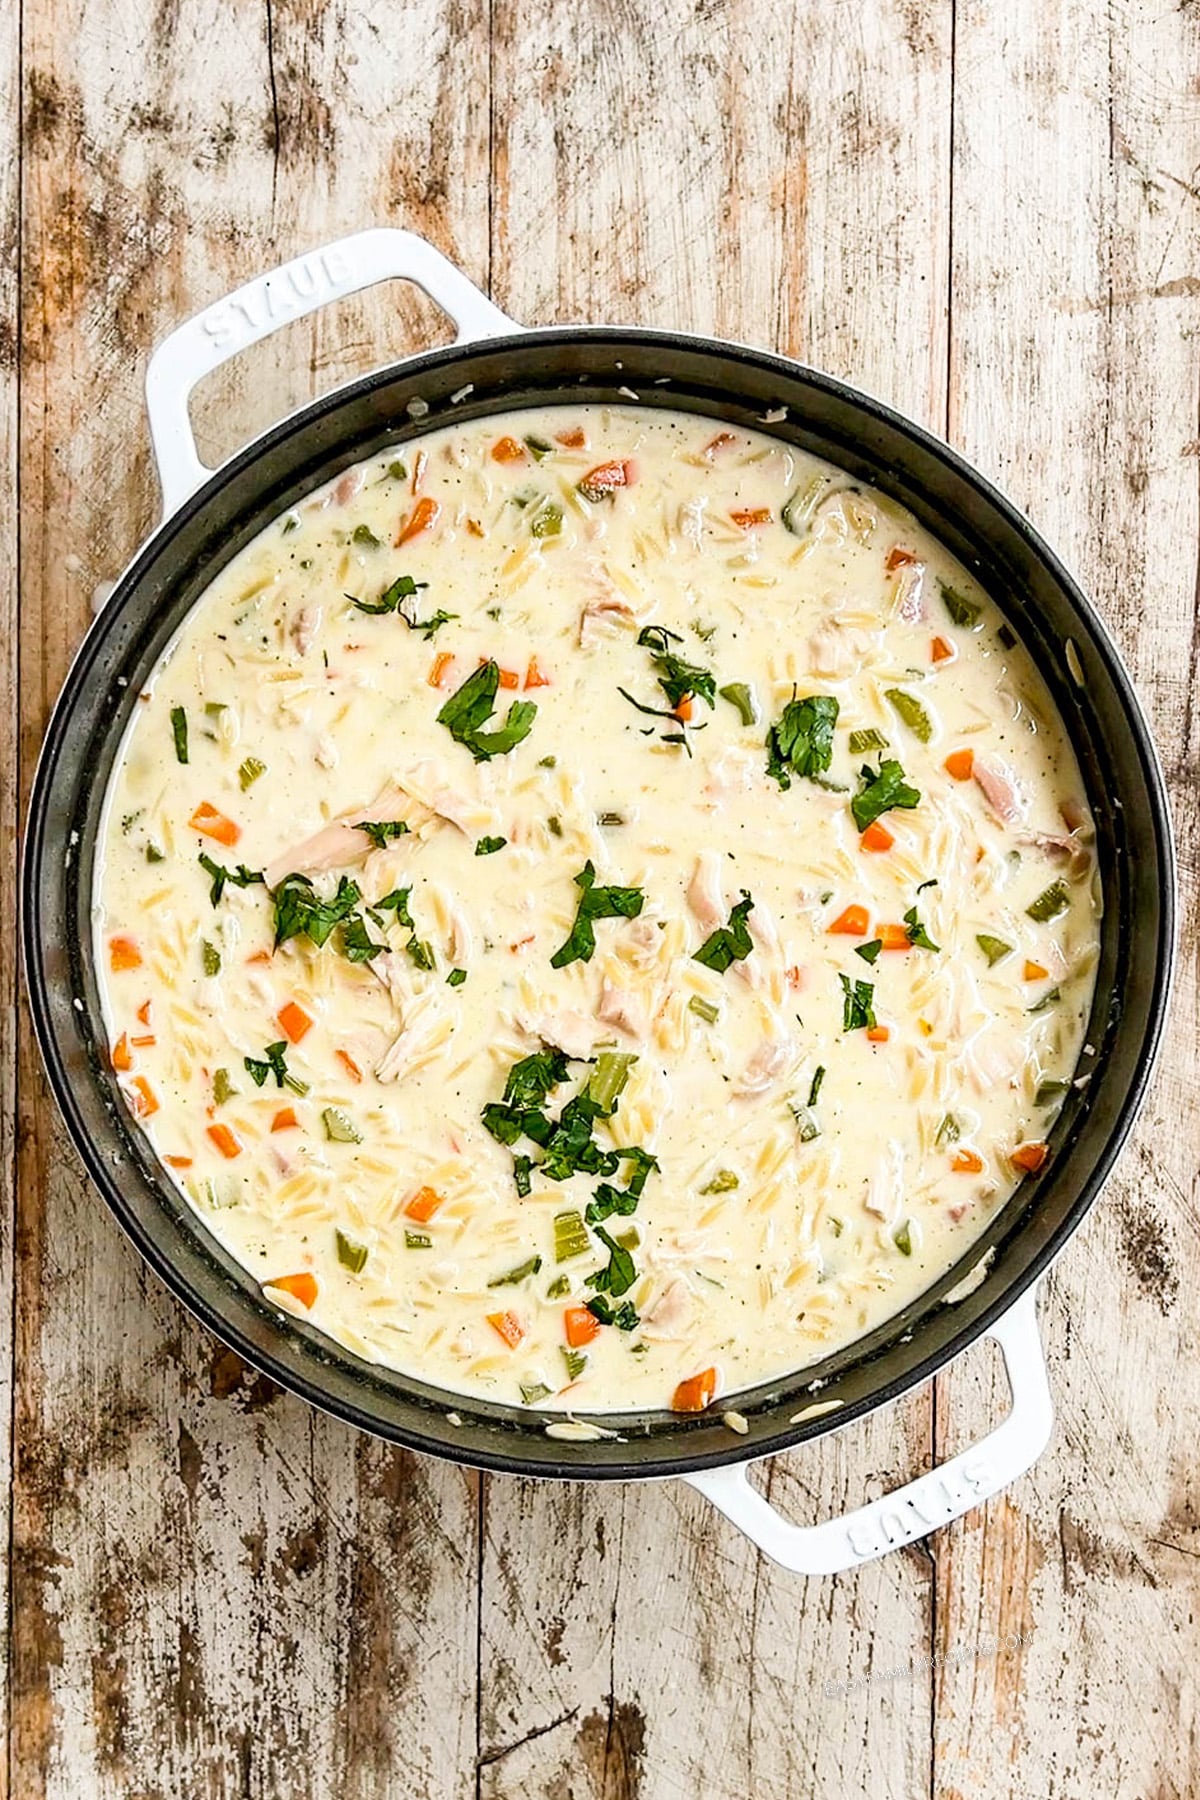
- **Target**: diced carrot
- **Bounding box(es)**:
[136,999,153,1026]
[335,1049,362,1083]
[109,935,142,972]
[878,923,912,951]
[189,802,241,847]
[886,546,918,570]
[111,1032,133,1073]
[931,635,955,663]
[405,1185,444,1224]
[1023,961,1049,981]
[127,1075,159,1117]
[267,1271,318,1309]
[672,1367,718,1413]
[866,1025,891,1043]
[428,651,455,688]
[524,655,551,689]
[579,459,634,499]
[130,1033,156,1048]
[487,663,520,690]
[396,495,440,546]
[164,1155,193,1169]
[944,748,975,781]
[860,820,895,853]
[491,435,526,464]
[1011,1141,1049,1174]
[828,904,870,936]
[704,430,738,456]
[277,1000,313,1045]
[556,426,587,448]
[951,1148,985,1174]
[206,1122,243,1160]
[674,694,694,722]
[486,1310,526,1349]
[730,507,772,529]
[271,1107,299,1132]
[564,1305,602,1348]
[246,950,272,966]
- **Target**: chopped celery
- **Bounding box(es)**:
[554,1210,591,1263]
[718,682,758,726]
[688,995,719,1025]
[976,933,1013,967]
[488,1255,543,1287]
[781,473,831,536]
[1027,881,1070,922]
[587,1050,637,1114]
[336,1230,369,1273]
[322,1106,362,1144]
[885,688,933,743]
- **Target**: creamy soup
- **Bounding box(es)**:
[95,406,1100,1417]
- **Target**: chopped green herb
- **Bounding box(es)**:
[1035,1079,1071,1106]
[272,871,361,949]
[839,973,877,1032]
[437,660,537,761]
[201,940,221,976]
[856,939,883,964]
[935,1113,961,1147]
[405,937,436,972]
[199,853,265,907]
[171,706,189,765]
[524,434,553,460]
[520,1380,552,1405]
[808,1066,826,1107]
[346,573,427,615]
[585,1295,640,1331]
[893,1220,914,1256]
[238,755,266,790]
[357,819,409,849]
[339,914,386,964]
[598,811,625,827]
[145,844,165,863]
[976,932,1014,967]
[213,1068,235,1105]
[885,688,933,743]
[903,904,940,953]
[550,861,645,969]
[244,1040,307,1095]
[386,459,408,481]
[848,727,889,754]
[489,1255,543,1288]
[538,755,557,769]
[351,523,381,548]
[281,513,299,535]
[635,625,716,711]
[447,967,467,988]
[513,1154,532,1197]
[693,891,755,974]
[940,580,982,629]
[546,1275,570,1300]
[700,1169,739,1194]
[1027,881,1070,923]
[850,759,922,833]
[404,1230,432,1250]
[562,1346,588,1378]
[781,473,832,536]
[375,888,413,926]
[554,1210,591,1263]
[321,1106,361,1144]
[475,835,507,856]
[718,682,758,726]
[547,815,563,837]
[688,994,720,1025]
[336,1230,369,1273]
[766,693,839,789]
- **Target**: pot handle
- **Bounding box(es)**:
[144,228,521,516]
[682,1286,1052,1575]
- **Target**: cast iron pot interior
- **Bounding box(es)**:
[22,329,1175,1478]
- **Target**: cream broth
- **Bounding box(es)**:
[95,407,1100,1416]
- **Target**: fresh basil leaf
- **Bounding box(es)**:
[437,660,537,762]
[765,694,839,789]
[692,891,755,974]
[550,861,645,969]
[850,759,922,833]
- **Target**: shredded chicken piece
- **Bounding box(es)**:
[334,467,364,507]
[973,755,1027,825]
[641,1278,694,1341]
[596,979,649,1040]
[807,619,879,677]
[314,732,339,770]
[704,747,757,801]
[397,760,499,837]
[735,1033,798,1098]
[291,604,322,655]
[578,594,635,647]
[1018,830,1091,880]
[687,850,726,934]
[442,895,474,966]
[893,563,925,623]
[517,1010,605,1060]
[376,990,450,1083]
[679,496,708,549]
[264,782,411,888]
[863,1140,905,1223]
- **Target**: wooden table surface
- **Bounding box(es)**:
[3,1,1198,1795]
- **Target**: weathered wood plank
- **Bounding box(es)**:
[935,2,1200,1796]
[481,4,953,1795]
[0,0,20,1785]
[14,0,490,1793]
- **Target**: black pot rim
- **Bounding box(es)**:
[21,323,1177,1480]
